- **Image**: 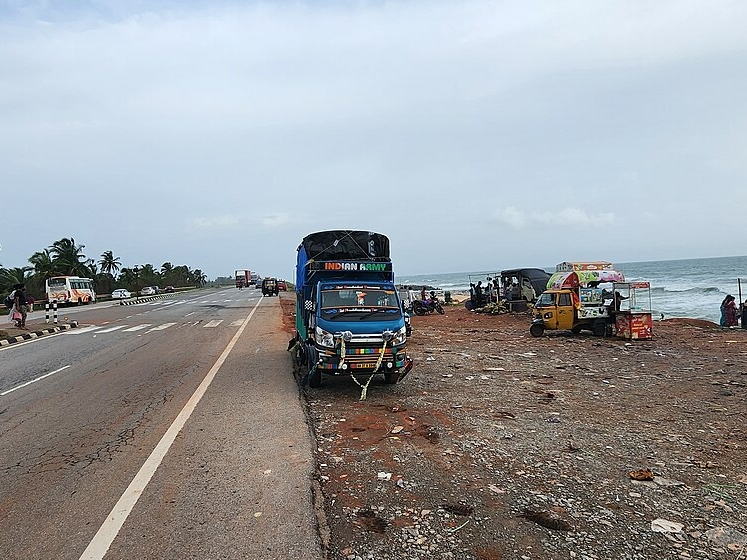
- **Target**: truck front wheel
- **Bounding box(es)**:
[384,371,400,384]
[529,323,544,337]
[308,367,321,388]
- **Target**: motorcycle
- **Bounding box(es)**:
[412,297,444,316]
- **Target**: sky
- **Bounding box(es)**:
[1,0,746,281]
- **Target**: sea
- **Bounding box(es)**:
[397,255,747,324]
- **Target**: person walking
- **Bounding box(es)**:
[719,294,738,327]
[12,283,29,330]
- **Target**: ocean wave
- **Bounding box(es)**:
[651,286,724,294]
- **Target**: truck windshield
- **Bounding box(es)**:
[320,287,401,321]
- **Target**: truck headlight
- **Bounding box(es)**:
[392,325,407,345]
[315,326,335,348]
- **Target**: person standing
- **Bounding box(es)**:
[720,294,738,327]
[741,299,747,329]
[12,283,29,330]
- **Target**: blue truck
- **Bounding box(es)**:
[291,230,413,389]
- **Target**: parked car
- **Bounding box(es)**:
[277,280,287,291]
[164,286,174,293]
[111,289,131,299]
[140,286,156,296]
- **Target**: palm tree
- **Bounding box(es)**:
[171,265,190,287]
[191,269,207,287]
[0,266,33,296]
[138,264,160,287]
[99,251,121,277]
[29,249,57,279]
[49,237,90,277]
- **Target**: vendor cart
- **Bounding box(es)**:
[612,282,653,340]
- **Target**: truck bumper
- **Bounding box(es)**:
[315,344,408,375]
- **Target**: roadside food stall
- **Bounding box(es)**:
[611,281,654,340]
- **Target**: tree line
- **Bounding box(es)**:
[0,237,207,300]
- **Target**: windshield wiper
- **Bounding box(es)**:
[357,309,397,320]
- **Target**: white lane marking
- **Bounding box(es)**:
[230,320,244,327]
[146,323,176,333]
[203,320,223,328]
[97,326,127,333]
[68,326,103,335]
[122,324,151,332]
[80,297,263,560]
[1,365,71,396]
[184,312,196,317]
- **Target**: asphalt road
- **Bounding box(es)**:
[0,288,322,560]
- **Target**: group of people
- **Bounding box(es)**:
[468,276,538,308]
[720,294,747,328]
[6,283,30,330]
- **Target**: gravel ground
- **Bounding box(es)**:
[278,292,747,560]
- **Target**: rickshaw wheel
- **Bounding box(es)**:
[529,323,544,338]
[592,320,607,337]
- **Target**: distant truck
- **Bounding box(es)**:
[235,269,251,288]
[290,230,413,389]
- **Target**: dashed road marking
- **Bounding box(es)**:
[203,320,223,328]
[146,322,176,333]
[97,325,127,333]
[123,324,152,332]
[68,326,102,335]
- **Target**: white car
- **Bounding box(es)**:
[140,286,156,296]
[111,289,131,299]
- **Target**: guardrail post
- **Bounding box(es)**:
[53,302,58,324]
[45,303,50,324]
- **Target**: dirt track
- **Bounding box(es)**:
[279,293,747,560]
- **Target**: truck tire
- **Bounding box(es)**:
[529,323,544,337]
[308,367,321,388]
[592,320,607,337]
[384,371,400,384]
[571,325,583,334]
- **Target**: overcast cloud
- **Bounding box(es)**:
[1,0,745,280]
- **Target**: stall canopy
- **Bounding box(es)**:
[547,269,626,289]
[555,261,614,272]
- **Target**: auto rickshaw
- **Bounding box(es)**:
[262,277,279,296]
[529,262,625,337]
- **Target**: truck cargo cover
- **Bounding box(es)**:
[296,230,391,292]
